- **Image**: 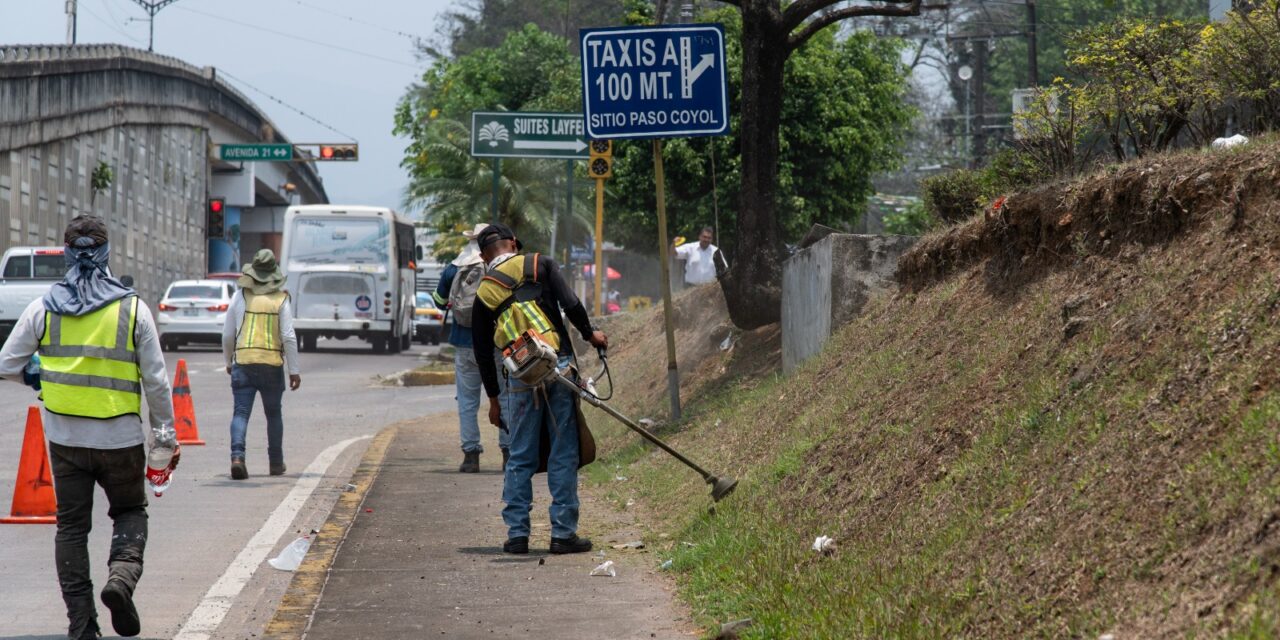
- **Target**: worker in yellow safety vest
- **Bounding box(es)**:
[221,249,301,480]
[0,215,178,639]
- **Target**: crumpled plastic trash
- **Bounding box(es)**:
[660,559,673,570]
[638,418,657,428]
[812,535,835,554]
[590,560,617,577]
[611,540,645,550]
[268,535,312,571]
[719,333,736,351]
[1212,134,1249,149]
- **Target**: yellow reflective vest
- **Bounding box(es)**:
[235,291,288,367]
[475,254,560,352]
[39,297,141,419]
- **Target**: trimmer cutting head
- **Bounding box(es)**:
[709,476,738,502]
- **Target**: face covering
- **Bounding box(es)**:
[42,238,136,317]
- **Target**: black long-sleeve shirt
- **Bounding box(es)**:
[472,254,594,398]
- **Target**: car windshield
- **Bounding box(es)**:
[167,285,221,299]
[289,217,390,266]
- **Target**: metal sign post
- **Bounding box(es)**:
[594,178,605,316]
[580,23,729,422]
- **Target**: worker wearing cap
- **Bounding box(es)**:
[471,223,608,555]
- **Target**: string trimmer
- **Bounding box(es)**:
[502,330,738,502]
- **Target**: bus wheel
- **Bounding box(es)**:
[388,332,403,354]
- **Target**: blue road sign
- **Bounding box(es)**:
[580,23,729,140]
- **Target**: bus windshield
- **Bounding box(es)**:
[289,217,390,267]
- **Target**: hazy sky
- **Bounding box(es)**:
[0,0,455,211]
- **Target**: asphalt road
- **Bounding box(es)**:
[0,338,456,640]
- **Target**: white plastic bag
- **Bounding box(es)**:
[812,535,835,554]
[589,560,617,577]
[1212,134,1249,149]
[268,535,312,571]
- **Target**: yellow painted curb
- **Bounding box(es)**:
[402,370,455,386]
[261,425,399,640]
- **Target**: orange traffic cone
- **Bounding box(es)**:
[173,359,205,446]
[1,405,57,524]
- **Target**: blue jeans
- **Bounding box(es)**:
[455,347,510,453]
[229,364,285,464]
[502,355,580,540]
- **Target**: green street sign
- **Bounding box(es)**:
[470,112,588,160]
[219,144,294,162]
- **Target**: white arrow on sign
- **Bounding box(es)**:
[512,139,588,153]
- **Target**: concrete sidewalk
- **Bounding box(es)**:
[275,414,691,639]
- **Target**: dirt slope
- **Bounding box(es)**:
[590,138,1280,638]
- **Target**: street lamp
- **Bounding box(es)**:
[957,64,973,166]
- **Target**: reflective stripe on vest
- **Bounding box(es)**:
[39,297,141,419]
[235,291,287,367]
[476,254,561,352]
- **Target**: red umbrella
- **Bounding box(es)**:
[582,264,622,280]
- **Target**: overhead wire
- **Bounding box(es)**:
[80,0,147,46]
[172,4,418,69]
[215,68,359,142]
[275,0,429,44]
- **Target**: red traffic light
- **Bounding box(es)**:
[208,198,224,214]
[316,144,357,161]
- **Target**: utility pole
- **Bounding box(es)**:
[65,0,78,45]
[126,0,182,52]
[1026,0,1038,86]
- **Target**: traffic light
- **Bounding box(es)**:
[588,139,613,179]
[207,198,225,237]
[317,144,358,161]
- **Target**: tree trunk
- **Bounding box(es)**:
[721,2,788,330]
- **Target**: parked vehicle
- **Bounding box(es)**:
[414,292,446,345]
[156,279,236,351]
[281,205,418,354]
[0,247,65,341]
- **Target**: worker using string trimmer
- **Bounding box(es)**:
[471,223,608,555]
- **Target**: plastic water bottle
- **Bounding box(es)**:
[145,444,175,497]
[268,535,312,571]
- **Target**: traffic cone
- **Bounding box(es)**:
[1,405,57,524]
[173,359,205,446]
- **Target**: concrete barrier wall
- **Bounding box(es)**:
[781,234,916,372]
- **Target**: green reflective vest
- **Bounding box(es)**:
[39,297,141,419]
[475,254,560,351]
[235,291,287,367]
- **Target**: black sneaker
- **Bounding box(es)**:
[230,458,248,480]
[503,536,529,554]
[549,535,593,554]
[459,451,479,473]
[269,462,287,476]
[100,578,140,637]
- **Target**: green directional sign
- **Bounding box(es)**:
[219,144,294,162]
[470,112,588,160]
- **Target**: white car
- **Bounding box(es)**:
[156,279,235,351]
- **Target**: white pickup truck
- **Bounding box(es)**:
[0,247,65,341]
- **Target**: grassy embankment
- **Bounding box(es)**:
[584,136,1280,638]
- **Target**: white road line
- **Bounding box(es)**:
[173,435,372,640]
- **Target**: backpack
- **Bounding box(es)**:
[448,263,484,327]
[476,253,561,352]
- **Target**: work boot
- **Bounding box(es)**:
[100,577,141,637]
[502,536,529,554]
[459,451,479,473]
[501,447,510,472]
[230,457,248,480]
[269,461,287,476]
[549,534,593,554]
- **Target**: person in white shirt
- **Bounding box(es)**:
[673,226,729,286]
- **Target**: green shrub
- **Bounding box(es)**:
[921,170,988,224]
[883,200,936,236]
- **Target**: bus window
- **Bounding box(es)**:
[289,217,390,267]
[395,223,415,268]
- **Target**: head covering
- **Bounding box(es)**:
[452,222,489,267]
[238,249,287,295]
[475,223,522,253]
[43,219,136,317]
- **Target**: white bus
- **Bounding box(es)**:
[281,205,418,354]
